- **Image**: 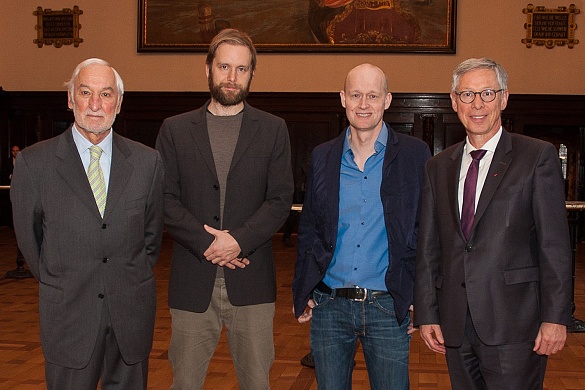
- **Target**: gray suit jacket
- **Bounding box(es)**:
[414,130,572,347]
[155,101,293,312]
[11,127,165,368]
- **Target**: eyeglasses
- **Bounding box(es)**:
[454,89,504,104]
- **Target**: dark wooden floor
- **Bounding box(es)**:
[1,226,585,389]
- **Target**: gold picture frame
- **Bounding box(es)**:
[138,0,457,53]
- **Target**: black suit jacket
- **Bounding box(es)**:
[156,101,293,312]
[414,130,572,347]
[292,126,430,323]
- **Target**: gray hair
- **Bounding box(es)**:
[64,58,124,101]
[452,58,508,92]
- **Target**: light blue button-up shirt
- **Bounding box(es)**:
[322,125,389,291]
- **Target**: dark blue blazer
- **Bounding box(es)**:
[292,125,430,323]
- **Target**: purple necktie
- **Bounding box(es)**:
[461,149,487,240]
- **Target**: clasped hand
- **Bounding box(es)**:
[203,224,249,269]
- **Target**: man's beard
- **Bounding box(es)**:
[208,72,252,107]
[82,124,114,135]
[72,103,117,135]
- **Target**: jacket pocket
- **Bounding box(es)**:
[39,282,64,303]
[503,266,540,285]
[126,196,146,215]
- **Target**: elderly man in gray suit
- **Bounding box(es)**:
[10,58,165,389]
[414,58,571,389]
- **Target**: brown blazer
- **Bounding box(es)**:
[414,129,572,347]
[155,101,293,312]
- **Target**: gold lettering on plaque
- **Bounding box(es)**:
[33,6,83,48]
[522,4,579,48]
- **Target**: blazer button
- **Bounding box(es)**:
[98,293,104,299]
[461,282,466,288]
[102,258,108,263]
[213,184,219,190]
[213,216,220,221]
[465,246,472,252]
[102,224,107,229]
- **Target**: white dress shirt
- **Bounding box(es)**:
[458,127,503,216]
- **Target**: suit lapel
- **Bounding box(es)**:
[382,126,398,176]
[189,104,218,179]
[473,130,512,229]
[55,128,103,220]
[326,131,345,247]
[229,103,257,172]
[448,142,466,240]
[103,133,133,221]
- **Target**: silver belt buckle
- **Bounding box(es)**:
[352,287,367,301]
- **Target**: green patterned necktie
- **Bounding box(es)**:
[88,145,106,217]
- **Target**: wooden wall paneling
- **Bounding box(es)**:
[117,116,163,149]
[513,95,585,202]
[0,89,9,161]
[253,93,346,183]
[384,112,416,136]
[0,88,10,226]
[2,91,585,194]
[281,112,343,185]
[523,124,582,201]
[507,95,585,128]
[388,93,454,153]
[2,91,585,226]
[435,112,464,154]
[420,114,436,153]
[6,114,37,150]
[114,92,210,147]
[6,92,73,147]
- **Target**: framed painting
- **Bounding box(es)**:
[138,0,457,53]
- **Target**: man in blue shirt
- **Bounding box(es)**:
[292,63,430,389]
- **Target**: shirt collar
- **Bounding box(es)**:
[72,125,114,157]
[465,126,502,156]
[343,123,389,156]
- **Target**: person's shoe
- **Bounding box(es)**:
[300,352,314,368]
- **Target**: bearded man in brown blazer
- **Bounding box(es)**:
[11,58,164,389]
[155,29,293,390]
[414,58,572,389]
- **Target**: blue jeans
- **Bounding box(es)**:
[311,287,411,390]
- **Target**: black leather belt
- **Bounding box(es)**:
[316,281,387,301]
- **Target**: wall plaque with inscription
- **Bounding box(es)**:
[522,4,579,48]
[33,6,83,48]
